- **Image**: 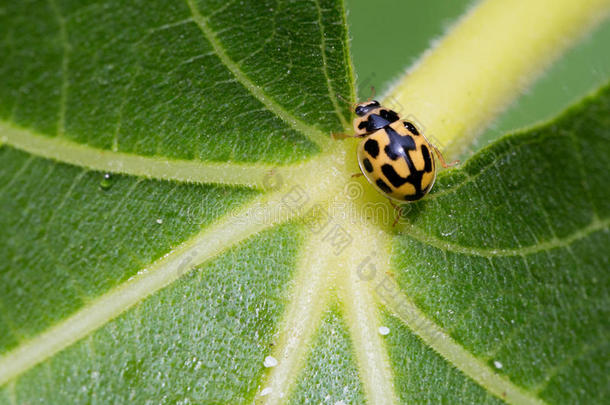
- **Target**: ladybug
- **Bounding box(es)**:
[339,100,457,202]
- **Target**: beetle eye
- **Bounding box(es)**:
[355,105,366,116]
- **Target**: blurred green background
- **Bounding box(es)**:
[346,0,610,156]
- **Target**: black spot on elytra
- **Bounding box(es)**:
[379,126,433,200]
[403,192,423,201]
[364,139,379,158]
[403,121,420,135]
[379,109,400,123]
[383,126,416,160]
[363,158,373,172]
[376,178,393,194]
[358,121,368,130]
[421,144,432,172]
[381,164,407,188]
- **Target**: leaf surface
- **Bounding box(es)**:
[0,0,608,404]
[389,85,609,403]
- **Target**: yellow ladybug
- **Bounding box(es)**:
[342,100,456,202]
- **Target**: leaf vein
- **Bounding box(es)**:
[0,152,345,384]
[260,234,334,404]
[0,155,34,195]
[383,289,546,405]
[314,0,350,129]
[533,339,605,394]
[0,120,333,188]
[404,217,609,258]
[185,0,331,148]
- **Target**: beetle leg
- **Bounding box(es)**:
[366,86,376,102]
[387,199,405,227]
[430,144,460,168]
[351,172,364,178]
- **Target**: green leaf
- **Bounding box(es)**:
[1,0,609,404]
[288,306,366,404]
[347,0,610,153]
[0,0,354,163]
[389,84,609,404]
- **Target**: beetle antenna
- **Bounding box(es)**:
[337,94,352,104]
[367,86,376,102]
[337,94,359,110]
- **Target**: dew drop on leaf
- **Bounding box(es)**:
[99,173,113,190]
[263,355,278,367]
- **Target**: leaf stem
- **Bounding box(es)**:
[384,0,610,154]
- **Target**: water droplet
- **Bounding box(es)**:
[99,173,113,190]
[263,356,278,367]
[260,387,273,396]
[156,218,163,224]
[493,360,503,369]
[378,326,390,336]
